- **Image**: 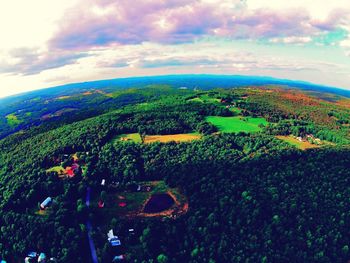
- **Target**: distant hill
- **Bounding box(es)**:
[0,74,349,139]
[2,74,350,103]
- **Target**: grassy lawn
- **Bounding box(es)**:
[46,166,66,179]
[6,113,23,127]
[276,136,321,150]
[46,161,86,179]
[144,133,201,144]
[46,166,65,173]
[206,116,268,133]
[113,133,142,143]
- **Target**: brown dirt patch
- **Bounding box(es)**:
[144,134,201,144]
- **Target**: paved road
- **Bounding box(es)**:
[86,187,91,206]
[86,187,98,263]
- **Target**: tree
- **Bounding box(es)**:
[157,254,168,263]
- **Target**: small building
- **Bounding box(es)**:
[306,134,315,139]
[107,229,121,247]
[101,179,106,186]
[112,255,125,262]
[25,252,38,263]
[38,253,46,262]
[71,163,80,173]
[40,197,52,210]
[128,229,135,235]
[28,252,37,258]
[98,200,105,208]
[118,202,127,207]
[109,237,121,247]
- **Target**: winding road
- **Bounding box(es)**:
[86,187,98,263]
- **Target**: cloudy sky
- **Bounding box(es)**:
[0,0,350,98]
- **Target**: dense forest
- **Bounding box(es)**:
[1,85,350,262]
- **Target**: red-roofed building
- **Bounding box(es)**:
[65,167,75,177]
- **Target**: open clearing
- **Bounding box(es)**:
[276,136,321,150]
[206,116,268,133]
[144,133,201,144]
[93,181,188,221]
[113,133,142,143]
[6,113,23,127]
[46,165,76,179]
[46,153,86,179]
[187,95,221,104]
[56,96,72,100]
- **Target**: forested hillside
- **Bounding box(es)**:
[1,85,350,262]
[1,75,350,140]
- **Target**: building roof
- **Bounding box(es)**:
[27,252,37,258]
[109,238,121,247]
[38,253,46,262]
[41,197,52,208]
[112,255,124,262]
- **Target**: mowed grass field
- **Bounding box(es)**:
[206,116,268,133]
[144,133,201,144]
[113,133,143,143]
[276,136,320,150]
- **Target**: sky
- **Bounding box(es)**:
[0,0,350,98]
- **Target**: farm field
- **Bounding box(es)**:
[113,133,143,143]
[144,133,201,144]
[276,135,320,150]
[206,116,268,133]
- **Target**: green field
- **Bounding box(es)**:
[206,116,268,133]
[5,113,23,127]
[113,133,142,143]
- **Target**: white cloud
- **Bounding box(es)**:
[0,0,350,98]
[0,0,76,50]
[270,36,313,44]
[247,0,350,20]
